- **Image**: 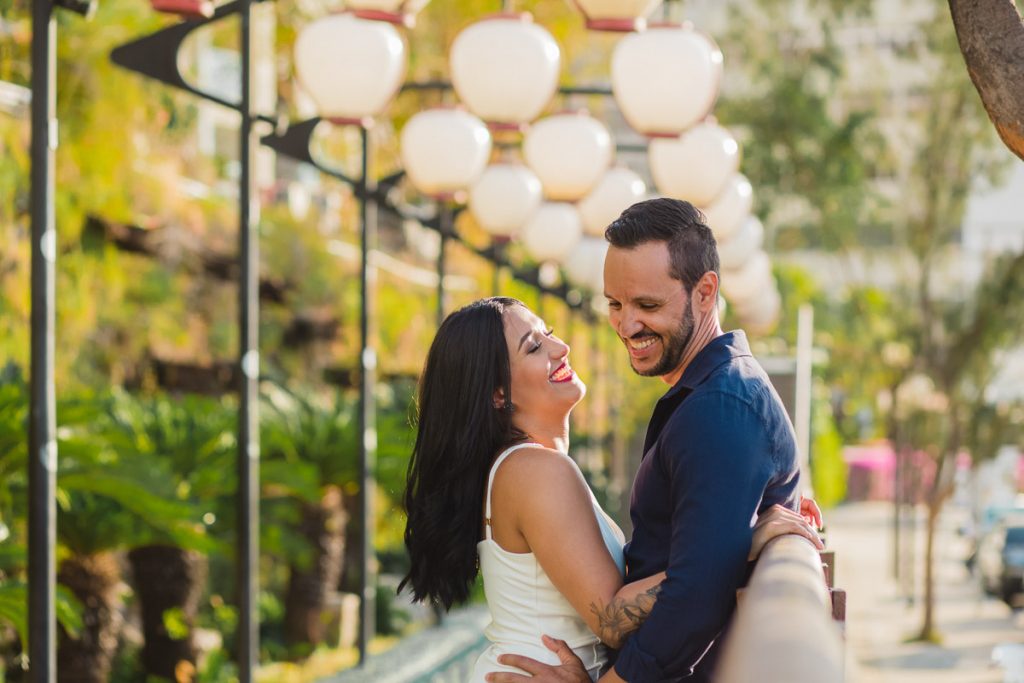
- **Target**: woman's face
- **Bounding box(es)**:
[501,305,585,417]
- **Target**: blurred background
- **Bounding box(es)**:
[1,0,1023,680]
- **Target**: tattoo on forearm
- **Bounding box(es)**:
[589,584,662,648]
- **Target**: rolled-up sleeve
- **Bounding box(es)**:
[614,392,774,681]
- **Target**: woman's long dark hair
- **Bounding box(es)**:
[399,297,526,610]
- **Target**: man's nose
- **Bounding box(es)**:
[616,308,644,338]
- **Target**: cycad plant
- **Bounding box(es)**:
[56,390,207,683]
[96,390,233,680]
[260,384,356,654]
[0,372,82,677]
[0,370,201,683]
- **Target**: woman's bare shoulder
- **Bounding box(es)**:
[493,445,586,495]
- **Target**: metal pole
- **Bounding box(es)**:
[237,2,260,679]
[28,2,57,680]
[491,240,503,296]
[437,203,449,328]
[794,304,813,497]
[357,125,378,664]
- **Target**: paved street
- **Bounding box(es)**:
[830,502,1024,682]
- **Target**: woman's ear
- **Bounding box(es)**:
[493,387,506,410]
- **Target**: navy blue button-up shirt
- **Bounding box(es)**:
[614,331,801,682]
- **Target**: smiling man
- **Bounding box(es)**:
[488,198,804,682]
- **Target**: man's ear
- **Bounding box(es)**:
[694,271,720,312]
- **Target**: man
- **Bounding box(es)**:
[488,198,815,682]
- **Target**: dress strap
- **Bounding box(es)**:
[484,442,539,541]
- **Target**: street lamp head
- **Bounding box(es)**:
[700,173,752,242]
[735,283,781,335]
[717,215,764,271]
[55,0,98,18]
[563,237,608,293]
[294,13,406,126]
[523,112,613,202]
[520,202,583,264]
[469,163,543,239]
[449,13,561,129]
[400,108,492,200]
[648,120,740,206]
[577,166,646,237]
[721,249,772,308]
[571,0,662,32]
[611,24,722,137]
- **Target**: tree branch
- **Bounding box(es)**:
[948,0,1024,161]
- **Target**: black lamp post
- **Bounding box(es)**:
[110,3,265,679]
[28,0,94,679]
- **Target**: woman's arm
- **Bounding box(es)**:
[749,504,824,561]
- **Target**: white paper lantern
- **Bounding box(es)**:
[611,25,722,137]
[738,286,781,334]
[294,14,406,126]
[400,109,492,198]
[520,202,583,263]
[577,167,647,236]
[469,164,543,238]
[717,215,764,270]
[563,238,608,292]
[648,121,740,205]
[721,250,772,305]
[524,113,613,201]
[343,0,429,25]
[450,14,561,128]
[573,0,662,31]
[701,174,752,241]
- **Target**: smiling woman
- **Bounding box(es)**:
[399,297,655,681]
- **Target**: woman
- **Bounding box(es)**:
[400,298,820,681]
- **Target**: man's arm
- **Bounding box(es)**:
[613,392,776,681]
[589,579,663,649]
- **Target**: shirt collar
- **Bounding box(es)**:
[660,331,752,401]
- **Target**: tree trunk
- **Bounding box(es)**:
[127,544,208,681]
[948,0,1024,161]
[918,493,942,642]
[57,553,124,683]
[283,486,347,651]
[916,405,962,643]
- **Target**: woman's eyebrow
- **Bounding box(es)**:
[517,330,533,351]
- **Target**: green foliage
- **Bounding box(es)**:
[718,1,890,252]
[55,390,231,555]
[809,388,847,508]
[0,582,84,652]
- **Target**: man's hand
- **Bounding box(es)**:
[486,635,590,683]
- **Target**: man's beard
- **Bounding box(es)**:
[630,302,695,378]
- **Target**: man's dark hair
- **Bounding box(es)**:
[604,197,720,292]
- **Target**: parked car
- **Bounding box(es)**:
[977,523,1024,605]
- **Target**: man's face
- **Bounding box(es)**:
[604,241,695,380]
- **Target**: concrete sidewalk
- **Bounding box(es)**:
[828,501,1024,682]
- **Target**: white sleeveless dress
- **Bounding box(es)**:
[469,443,626,683]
